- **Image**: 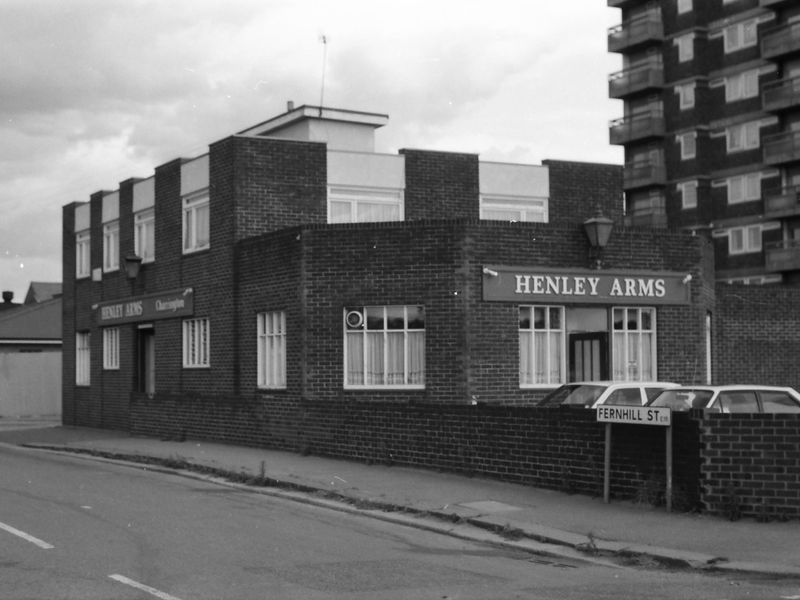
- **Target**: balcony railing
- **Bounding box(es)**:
[762,22,800,60]
[763,130,800,166]
[623,161,667,190]
[609,110,665,145]
[764,185,800,218]
[609,62,664,99]
[608,13,664,53]
[766,239,800,273]
[762,76,800,113]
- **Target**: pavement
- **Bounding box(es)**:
[1,417,799,578]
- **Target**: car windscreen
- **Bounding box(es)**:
[559,385,606,407]
[649,389,714,410]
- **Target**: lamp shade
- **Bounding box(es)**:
[583,212,614,249]
[124,255,143,279]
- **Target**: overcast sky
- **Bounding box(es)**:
[0,0,623,300]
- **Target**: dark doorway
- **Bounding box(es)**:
[569,332,608,382]
[137,327,155,394]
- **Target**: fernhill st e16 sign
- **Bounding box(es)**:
[482,266,690,305]
[93,288,194,325]
[596,405,672,426]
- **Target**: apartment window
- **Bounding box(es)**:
[726,121,760,153]
[103,327,120,370]
[675,33,694,62]
[134,208,155,263]
[183,318,210,368]
[102,220,119,273]
[257,311,286,389]
[728,225,762,255]
[727,173,761,204]
[723,19,758,54]
[344,305,425,388]
[183,191,210,254]
[75,230,90,279]
[678,181,698,209]
[76,332,91,385]
[519,306,565,386]
[724,69,759,102]
[677,0,692,14]
[678,132,697,160]
[480,195,548,223]
[612,308,656,382]
[328,187,403,224]
[675,82,696,110]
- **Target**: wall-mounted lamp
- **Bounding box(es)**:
[482,267,499,277]
[583,207,614,269]
[124,255,143,280]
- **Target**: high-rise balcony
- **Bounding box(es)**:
[762,76,800,113]
[607,0,643,7]
[763,130,800,166]
[766,239,800,272]
[760,0,795,9]
[609,110,665,145]
[609,61,664,99]
[608,13,664,53]
[623,160,667,190]
[762,22,800,60]
[764,185,800,218]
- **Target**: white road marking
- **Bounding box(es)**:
[0,521,54,549]
[109,574,185,600]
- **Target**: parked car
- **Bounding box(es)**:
[539,381,679,409]
[648,385,800,413]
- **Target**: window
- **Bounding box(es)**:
[678,180,698,209]
[612,308,656,382]
[724,69,759,102]
[344,305,425,388]
[726,173,761,204]
[519,306,565,386]
[678,131,697,159]
[183,318,210,367]
[75,230,90,278]
[677,0,692,14]
[257,311,286,389]
[726,121,760,153]
[183,191,210,253]
[728,225,762,255]
[76,332,91,385]
[723,19,758,53]
[676,33,694,62]
[103,327,120,370]
[102,220,119,272]
[675,82,696,110]
[480,196,548,223]
[135,208,155,263]
[328,187,403,224]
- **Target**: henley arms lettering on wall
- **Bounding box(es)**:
[94,288,194,325]
[482,267,690,305]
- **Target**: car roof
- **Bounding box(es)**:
[568,381,678,387]
[666,385,797,392]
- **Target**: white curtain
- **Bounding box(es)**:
[408,331,425,385]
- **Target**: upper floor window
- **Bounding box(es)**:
[102,220,119,273]
[344,305,425,388]
[677,0,692,14]
[728,225,762,255]
[183,317,210,368]
[723,18,758,54]
[724,69,759,103]
[678,180,698,209]
[75,230,91,279]
[675,82,696,110]
[183,190,210,254]
[678,131,697,160]
[675,33,694,62]
[328,187,403,224]
[480,195,548,223]
[257,311,286,389]
[726,173,761,204]
[135,208,155,263]
[76,332,91,385]
[726,121,760,153]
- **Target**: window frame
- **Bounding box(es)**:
[726,121,760,153]
[257,311,287,389]
[724,68,760,103]
[480,194,549,223]
[182,190,210,254]
[519,305,566,388]
[327,186,404,224]
[726,173,761,205]
[76,230,91,279]
[102,220,120,273]
[728,225,762,255]
[134,208,155,263]
[678,131,697,160]
[103,327,120,370]
[677,0,692,14]
[76,331,91,385]
[612,307,657,382]
[676,33,694,63]
[723,18,758,54]
[182,317,210,368]
[678,180,698,209]
[675,82,696,110]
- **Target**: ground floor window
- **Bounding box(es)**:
[520,305,658,387]
[257,311,286,389]
[103,327,120,370]
[183,318,210,368]
[344,305,425,388]
[76,331,91,385]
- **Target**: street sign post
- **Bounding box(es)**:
[596,405,674,511]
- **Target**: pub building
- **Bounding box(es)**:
[62,104,713,434]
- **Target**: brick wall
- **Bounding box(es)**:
[543,160,623,226]
[401,149,480,220]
